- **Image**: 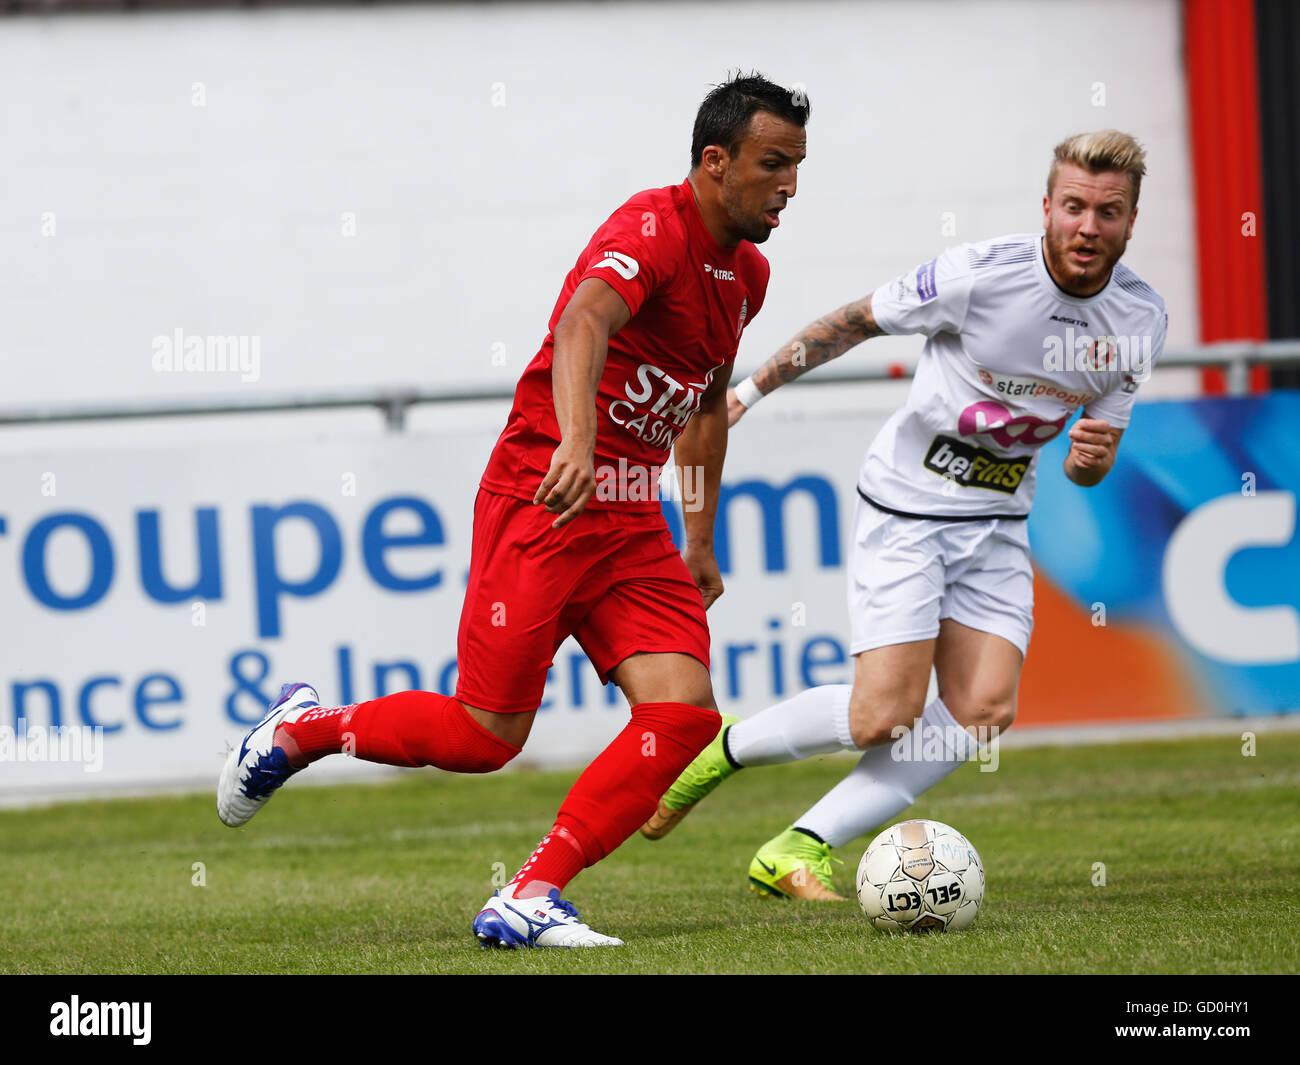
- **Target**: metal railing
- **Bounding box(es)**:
[2,340,1297,432]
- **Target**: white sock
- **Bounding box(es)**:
[794,696,979,849]
[726,685,855,766]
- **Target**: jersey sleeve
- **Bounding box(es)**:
[1083,307,1168,429]
[574,202,682,319]
[869,245,974,337]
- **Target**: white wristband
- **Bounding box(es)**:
[734,376,764,409]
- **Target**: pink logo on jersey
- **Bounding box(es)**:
[957,401,1068,448]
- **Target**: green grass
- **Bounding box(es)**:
[2,733,1297,974]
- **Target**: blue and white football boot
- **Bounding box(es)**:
[472,889,624,948]
[217,682,321,827]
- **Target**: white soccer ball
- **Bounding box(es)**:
[855,818,985,932]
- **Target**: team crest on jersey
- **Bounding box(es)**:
[736,297,749,338]
[1084,336,1118,370]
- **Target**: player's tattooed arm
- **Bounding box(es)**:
[1065,421,1123,487]
[673,365,729,609]
[729,294,885,425]
[538,278,632,528]
[758,294,886,389]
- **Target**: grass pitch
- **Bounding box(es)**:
[2,733,1297,975]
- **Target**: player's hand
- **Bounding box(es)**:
[683,543,724,610]
[534,441,597,528]
[726,388,748,428]
[1067,418,1118,471]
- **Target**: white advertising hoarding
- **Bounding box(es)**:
[0,415,881,800]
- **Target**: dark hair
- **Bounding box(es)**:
[690,71,810,168]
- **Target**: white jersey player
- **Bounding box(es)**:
[640,130,1169,900]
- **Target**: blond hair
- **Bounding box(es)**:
[1048,130,1147,206]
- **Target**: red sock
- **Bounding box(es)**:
[276,691,520,773]
[508,824,587,899]
[274,703,353,766]
[506,702,720,896]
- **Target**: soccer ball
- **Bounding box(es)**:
[855,819,985,932]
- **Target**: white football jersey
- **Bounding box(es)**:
[862,233,1167,518]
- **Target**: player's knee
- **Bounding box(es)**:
[678,681,717,715]
[946,690,1017,736]
[457,744,520,774]
[631,701,721,756]
[446,700,526,773]
[849,697,925,749]
[681,705,723,754]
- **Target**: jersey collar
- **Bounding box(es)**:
[680,179,735,257]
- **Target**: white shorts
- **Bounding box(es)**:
[847,495,1034,656]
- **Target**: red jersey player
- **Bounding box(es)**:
[217,73,810,948]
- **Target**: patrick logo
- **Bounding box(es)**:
[592,251,639,280]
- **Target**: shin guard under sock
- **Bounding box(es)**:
[551,701,721,868]
[277,690,520,772]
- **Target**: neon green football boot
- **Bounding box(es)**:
[639,713,740,840]
[748,827,847,901]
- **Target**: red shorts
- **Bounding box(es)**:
[454,489,711,713]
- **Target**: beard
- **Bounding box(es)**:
[720,178,772,244]
[1044,226,1120,296]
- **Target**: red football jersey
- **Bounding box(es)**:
[480,180,770,511]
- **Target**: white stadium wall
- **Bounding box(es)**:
[3,0,1235,801]
[2,0,1196,416]
[0,417,884,799]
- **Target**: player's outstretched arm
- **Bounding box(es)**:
[728,293,887,426]
[673,367,729,609]
[1064,419,1123,487]
[536,278,632,528]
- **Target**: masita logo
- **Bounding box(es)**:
[50,996,151,1045]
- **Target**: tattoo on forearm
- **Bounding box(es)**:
[752,298,885,394]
